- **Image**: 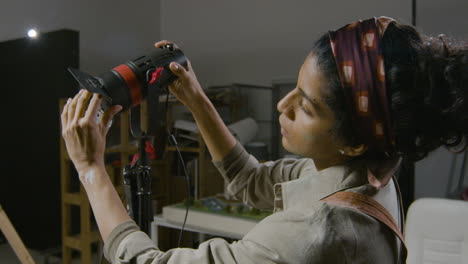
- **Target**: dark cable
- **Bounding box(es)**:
[164,87,191,248]
[172,137,191,247]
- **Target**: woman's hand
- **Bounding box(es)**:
[61,89,122,176]
[155,40,207,110]
[155,40,237,161]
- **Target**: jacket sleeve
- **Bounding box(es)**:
[212,141,315,209]
[103,205,376,264]
[104,220,287,264]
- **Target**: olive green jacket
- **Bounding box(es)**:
[104,142,402,263]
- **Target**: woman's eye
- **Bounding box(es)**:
[299,99,312,115]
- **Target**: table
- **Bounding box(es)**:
[151,205,264,247]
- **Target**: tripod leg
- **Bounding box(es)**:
[0,204,36,264]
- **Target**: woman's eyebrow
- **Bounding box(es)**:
[298,88,322,114]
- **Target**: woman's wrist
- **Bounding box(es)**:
[77,162,107,185]
[188,93,213,116]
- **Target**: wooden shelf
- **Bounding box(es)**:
[62,193,82,206]
[166,146,201,153]
[106,144,138,154]
[63,231,101,250]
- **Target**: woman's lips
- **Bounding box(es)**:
[279,115,289,137]
[281,127,288,137]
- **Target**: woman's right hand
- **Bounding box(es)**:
[155,41,237,161]
[155,40,206,110]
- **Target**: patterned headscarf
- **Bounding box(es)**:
[329,17,401,188]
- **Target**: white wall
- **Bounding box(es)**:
[160,0,411,88]
[418,0,468,39]
[159,0,411,159]
[0,0,161,74]
[1,0,465,199]
[414,0,468,199]
[160,1,468,199]
[415,148,468,199]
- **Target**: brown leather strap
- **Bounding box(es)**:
[321,191,407,262]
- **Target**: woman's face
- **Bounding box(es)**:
[277,54,346,170]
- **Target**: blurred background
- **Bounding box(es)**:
[0,0,466,263]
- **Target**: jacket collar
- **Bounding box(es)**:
[279,163,369,211]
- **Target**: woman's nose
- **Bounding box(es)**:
[277,90,297,119]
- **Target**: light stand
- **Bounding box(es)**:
[121,80,168,235]
[123,134,153,234]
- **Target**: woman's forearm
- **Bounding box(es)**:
[61,91,131,242]
[190,94,237,162]
[79,165,131,242]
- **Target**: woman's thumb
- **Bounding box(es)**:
[169,62,187,77]
[102,105,122,132]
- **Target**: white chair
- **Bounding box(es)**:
[405,198,468,264]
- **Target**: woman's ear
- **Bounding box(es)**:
[342,144,368,157]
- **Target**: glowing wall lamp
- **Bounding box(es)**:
[27,29,39,39]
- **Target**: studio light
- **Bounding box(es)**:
[27,29,38,38]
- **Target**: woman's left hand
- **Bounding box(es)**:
[61,89,122,176]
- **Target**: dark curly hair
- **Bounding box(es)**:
[312,21,468,162]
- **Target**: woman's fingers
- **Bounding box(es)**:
[187,60,194,72]
[169,62,189,79]
[63,89,121,134]
[68,90,81,122]
[61,98,72,128]
[68,89,88,123]
[100,105,122,133]
[154,40,171,48]
[84,93,102,122]
[73,90,92,123]
[154,40,179,49]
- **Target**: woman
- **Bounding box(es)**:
[61,17,468,263]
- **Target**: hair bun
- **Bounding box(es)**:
[422,35,468,154]
[379,23,468,161]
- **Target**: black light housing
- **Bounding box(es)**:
[68,43,187,111]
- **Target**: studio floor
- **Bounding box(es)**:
[0,243,97,264]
